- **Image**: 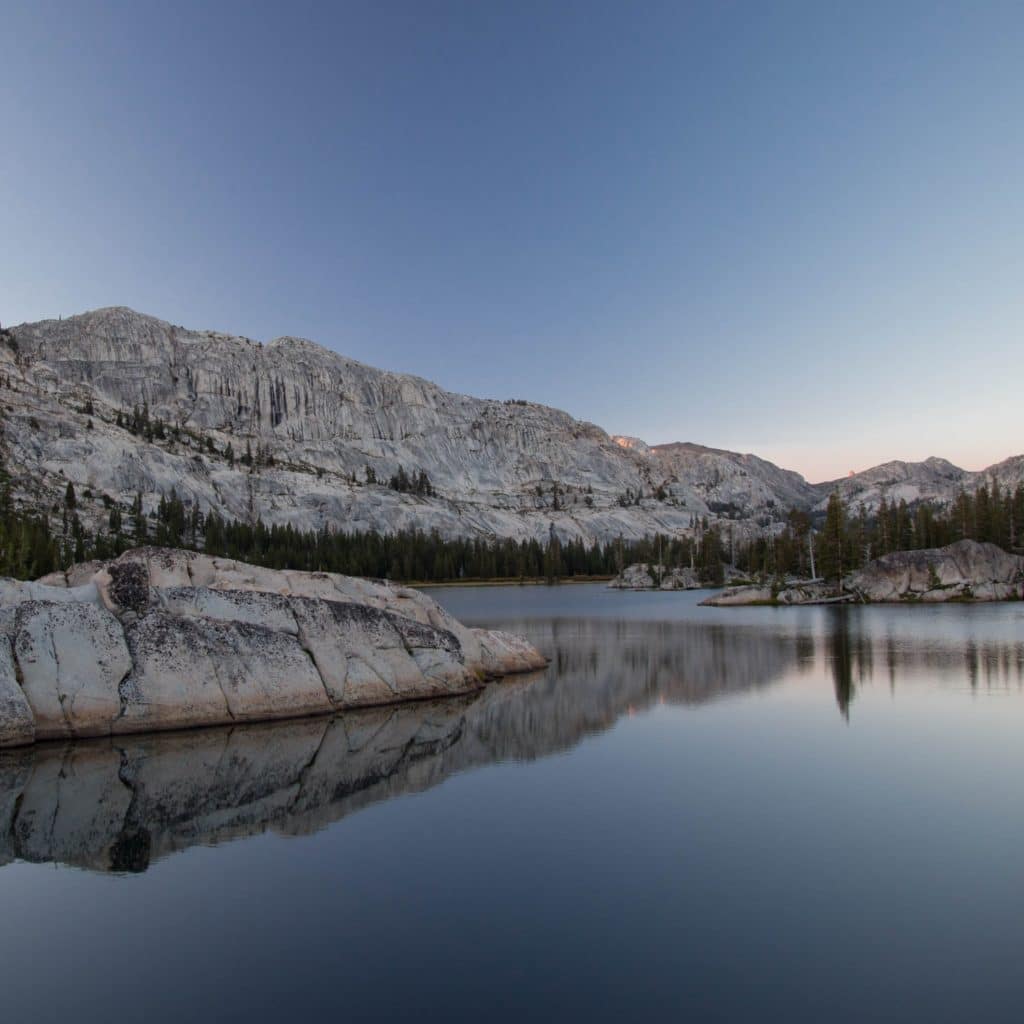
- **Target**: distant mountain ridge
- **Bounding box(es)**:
[813,454,1024,515]
[0,306,1019,544]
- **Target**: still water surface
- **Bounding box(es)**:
[2,584,1023,1022]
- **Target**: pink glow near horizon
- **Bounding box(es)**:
[636,436,1019,484]
[753,445,1019,485]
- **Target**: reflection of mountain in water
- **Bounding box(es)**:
[466,619,807,762]
[0,619,801,874]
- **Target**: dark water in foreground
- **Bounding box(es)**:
[2,585,1024,1023]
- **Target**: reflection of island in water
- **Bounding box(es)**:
[2,614,1020,873]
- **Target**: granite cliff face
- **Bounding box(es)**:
[646,441,819,517]
[2,307,1019,544]
[1,308,694,545]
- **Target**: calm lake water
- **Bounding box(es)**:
[2,584,1024,1022]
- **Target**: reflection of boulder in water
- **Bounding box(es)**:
[0,619,801,873]
[0,703,476,874]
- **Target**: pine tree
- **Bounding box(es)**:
[132,492,147,543]
[819,491,846,588]
[1012,485,1024,549]
[953,489,971,540]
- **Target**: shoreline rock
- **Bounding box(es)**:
[699,580,852,607]
[846,539,1024,603]
[0,547,547,748]
[700,541,1024,607]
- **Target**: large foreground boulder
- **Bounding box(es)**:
[0,548,546,748]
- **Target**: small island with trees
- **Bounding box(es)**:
[611,482,1024,604]
[702,485,1024,605]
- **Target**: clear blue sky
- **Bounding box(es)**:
[3,1,1022,482]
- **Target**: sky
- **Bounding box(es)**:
[2,1,1022,483]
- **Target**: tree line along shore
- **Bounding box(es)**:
[0,470,1020,587]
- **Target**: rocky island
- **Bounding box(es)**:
[699,540,1024,606]
[0,547,546,749]
[608,563,701,590]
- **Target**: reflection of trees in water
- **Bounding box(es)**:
[826,608,1024,718]
[956,640,1022,690]
[827,610,874,720]
[830,614,853,720]
[3,614,1022,873]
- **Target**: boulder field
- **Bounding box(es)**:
[700,540,1024,607]
[0,547,546,748]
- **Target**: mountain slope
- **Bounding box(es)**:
[1,307,1018,543]
[649,442,820,518]
[0,308,795,543]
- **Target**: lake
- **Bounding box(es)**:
[2,584,1023,1022]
